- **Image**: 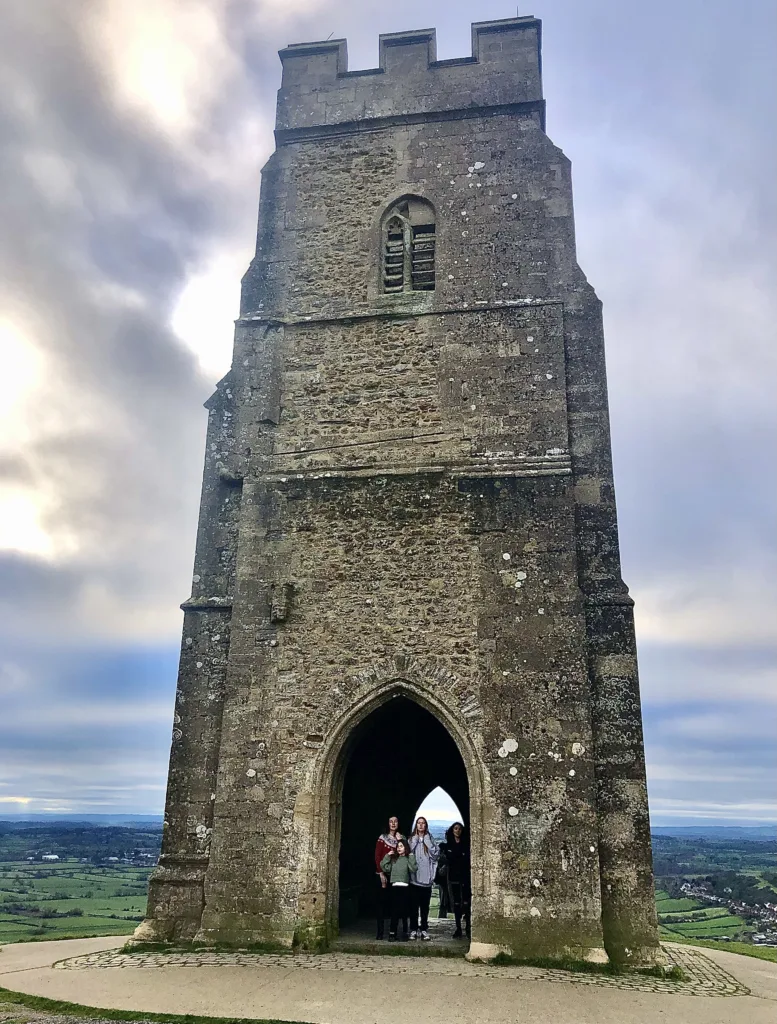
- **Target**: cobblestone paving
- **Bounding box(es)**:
[53,944,748,997]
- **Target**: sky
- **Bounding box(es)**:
[0,1,774,827]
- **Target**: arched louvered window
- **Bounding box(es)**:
[382,197,436,293]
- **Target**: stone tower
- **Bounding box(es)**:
[136,14,662,965]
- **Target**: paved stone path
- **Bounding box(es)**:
[55,943,746,997]
[3,936,776,1024]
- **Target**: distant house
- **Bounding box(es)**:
[41,854,59,861]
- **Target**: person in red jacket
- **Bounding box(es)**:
[374,815,404,939]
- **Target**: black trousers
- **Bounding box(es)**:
[437,876,451,918]
[389,884,410,936]
[411,884,432,931]
[376,875,391,938]
[449,879,471,934]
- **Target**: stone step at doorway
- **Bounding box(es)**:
[333,915,468,955]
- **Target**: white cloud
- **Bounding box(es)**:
[171,249,247,380]
[21,148,82,209]
[649,799,777,823]
[0,490,56,558]
[0,316,47,446]
[646,763,768,785]
[10,701,173,729]
[641,657,775,706]
[634,569,777,649]
[658,710,776,742]
[88,1,237,139]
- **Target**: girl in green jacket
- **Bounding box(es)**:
[380,839,418,941]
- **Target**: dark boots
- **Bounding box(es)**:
[453,911,470,939]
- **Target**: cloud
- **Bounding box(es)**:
[11,703,173,729]
[87,1,239,139]
[648,802,777,825]
[659,710,775,744]
[0,643,177,813]
[170,249,248,379]
[0,0,774,819]
[644,697,776,825]
[0,1,281,644]
[635,574,777,649]
[638,640,776,705]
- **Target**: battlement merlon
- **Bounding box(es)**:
[276,17,543,134]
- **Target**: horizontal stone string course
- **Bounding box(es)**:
[237,298,565,325]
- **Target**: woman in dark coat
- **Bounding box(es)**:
[445,821,471,938]
[435,841,451,918]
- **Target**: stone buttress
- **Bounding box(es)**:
[136,15,663,965]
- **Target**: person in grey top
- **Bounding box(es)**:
[408,816,439,940]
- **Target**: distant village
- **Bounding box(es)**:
[26,850,158,868]
[679,880,777,947]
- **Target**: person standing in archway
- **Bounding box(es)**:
[409,816,439,940]
[445,821,471,939]
[374,815,404,940]
[380,837,417,942]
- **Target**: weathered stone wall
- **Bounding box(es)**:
[138,14,661,964]
[242,111,575,317]
[196,469,603,956]
[238,303,570,474]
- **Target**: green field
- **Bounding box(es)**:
[655,889,753,943]
[654,897,700,913]
[0,860,150,944]
[659,906,731,922]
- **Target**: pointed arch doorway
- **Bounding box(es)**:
[335,694,470,933]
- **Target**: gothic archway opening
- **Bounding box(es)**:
[336,694,470,932]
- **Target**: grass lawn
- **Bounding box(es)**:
[660,909,752,943]
[664,935,777,963]
[0,860,150,944]
[658,906,730,922]
[655,897,704,913]
[0,987,308,1024]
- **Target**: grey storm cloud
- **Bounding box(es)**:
[0,0,774,819]
[0,1,281,642]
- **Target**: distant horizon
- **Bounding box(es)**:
[2,780,776,831]
[2,809,775,832]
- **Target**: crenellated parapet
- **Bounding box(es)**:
[276,17,543,135]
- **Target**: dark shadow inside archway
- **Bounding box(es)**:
[337,694,469,928]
